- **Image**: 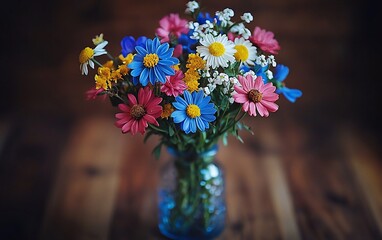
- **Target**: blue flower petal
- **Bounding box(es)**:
[189,119,197,133]
[156,43,169,56]
[172,110,187,123]
[130,67,143,77]
[201,114,216,122]
[174,96,188,108]
[278,87,302,103]
[140,68,149,86]
[173,102,187,111]
[135,46,148,56]
[274,64,289,82]
[196,117,205,131]
[183,91,193,104]
[183,117,191,132]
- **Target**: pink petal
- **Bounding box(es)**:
[233,94,248,104]
[249,102,256,116]
[234,85,248,95]
[254,76,263,90]
[262,92,279,102]
[137,118,148,134]
[255,102,268,117]
[127,94,137,105]
[121,120,134,133]
[242,101,250,113]
[143,114,159,125]
[118,104,131,113]
[260,100,279,112]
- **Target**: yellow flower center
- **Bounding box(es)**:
[79,47,94,63]
[234,45,249,61]
[130,104,146,119]
[143,53,159,68]
[248,89,263,103]
[186,104,201,118]
[208,42,225,57]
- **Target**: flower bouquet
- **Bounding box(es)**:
[79,1,301,239]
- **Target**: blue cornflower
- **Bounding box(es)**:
[171,91,217,134]
[128,38,179,86]
[254,64,269,82]
[121,36,147,57]
[178,31,197,54]
[273,64,302,103]
[197,12,216,24]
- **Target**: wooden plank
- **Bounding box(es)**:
[340,127,382,236]
[218,129,282,240]
[41,117,128,240]
[108,134,160,240]
[281,119,381,239]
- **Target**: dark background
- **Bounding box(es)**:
[1,0,381,239]
[2,0,381,134]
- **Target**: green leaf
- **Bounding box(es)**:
[169,125,175,137]
[143,130,154,143]
[152,143,163,159]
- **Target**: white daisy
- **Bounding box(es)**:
[79,41,108,75]
[196,34,236,69]
[233,37,257,66]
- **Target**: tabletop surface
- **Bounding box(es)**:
[0,115,381,240]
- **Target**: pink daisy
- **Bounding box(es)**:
[85,87,106,101]
[249,26,281,54]
[115,87,163,135]
[161,70,187,97]
[233,75,279,117]
[156,13,189,43]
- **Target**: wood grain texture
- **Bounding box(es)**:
[41,117,127,240]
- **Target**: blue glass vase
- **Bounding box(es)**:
[157,145,226,240]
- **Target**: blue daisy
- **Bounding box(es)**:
[128,38,179,86]
[171,91,217,134]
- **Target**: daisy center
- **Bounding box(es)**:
[208,42,225,57]
[79,47,94,63]
[248,89,263,103]
[234,45,249,61]
[143,53,159,68]
[130,104,146,119]
[186,104,201,118]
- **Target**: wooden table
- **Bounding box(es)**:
[1,115,381,240]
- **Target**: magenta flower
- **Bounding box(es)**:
[161,70,187,97]
[233,75,279,117]
[85,87,106,101]
[249,26,281,54]
[115,87,162,135]
[156,13,189,43]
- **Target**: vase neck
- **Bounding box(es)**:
[167,145,218,165]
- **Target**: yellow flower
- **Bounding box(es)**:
[119,53,134,65]
[185,79,199,92]
[103,60,115,69]
[111,70,122,82]
[92,33,105,45]
[118,65,128,76]
[184,69,200,82]
[186,53,206,70]
[95,74,109,90]
[161,103,174,119]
